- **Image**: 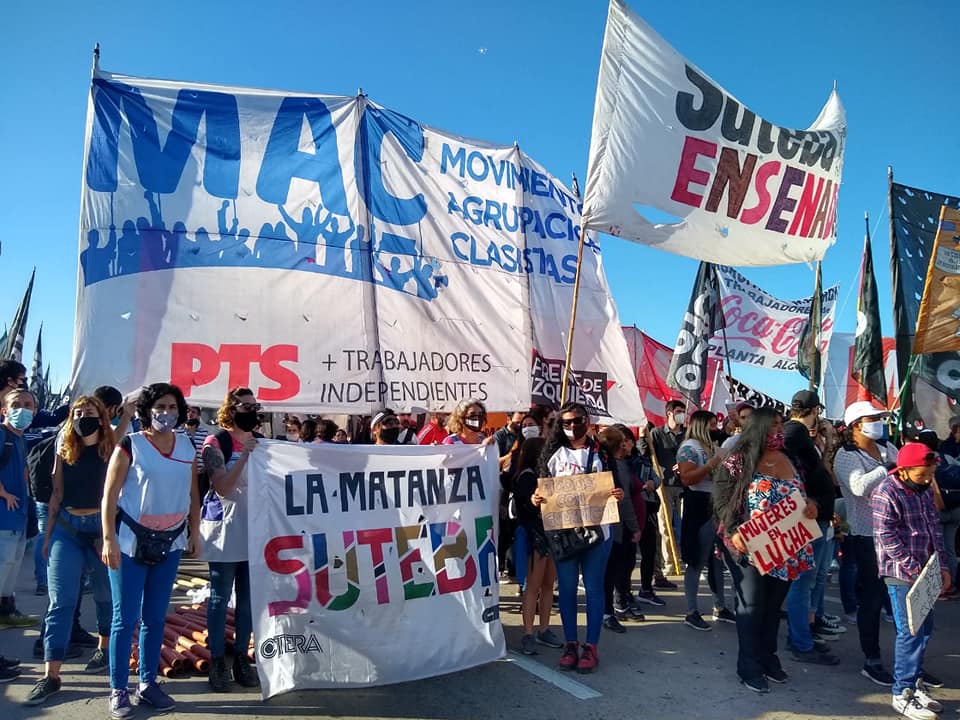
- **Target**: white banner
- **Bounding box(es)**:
[823,332,899,420]
[711,266,838,371]
[582,0,846,266]
[72,69,644,423]
[246,441,504,697]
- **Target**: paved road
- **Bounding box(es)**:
[3,555,958,719]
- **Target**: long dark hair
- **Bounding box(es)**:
[513,437,546,482]
[538,402,590,478]
[713,406,780,532]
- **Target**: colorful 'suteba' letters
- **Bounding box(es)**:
[264,516,496,616]
[670,66,841,240]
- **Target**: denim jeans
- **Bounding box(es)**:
[513,525,528,590]
[723,547,790,682]
[556,536,612,645]
[851,535,886,663]
[44,511,112,661]
[812,529,833,619]
[839,535,858,614]
[939,506,960,585]
[0,529,26,597]
[207,561,253,658]
[109,550,181,689]
[786,532,824,652]
[683,517,726,613]
[33,501,49,588]
[887,583,934,695]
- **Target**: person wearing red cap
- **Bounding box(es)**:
[871,443,951,719]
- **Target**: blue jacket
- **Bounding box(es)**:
[0,426,28,532]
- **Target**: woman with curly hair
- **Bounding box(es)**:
[24,397,116,706]
[100,383,200,718]
[713,407,819,694]
[676,410,732,631]
[534,402,622,674]
[443,399,495,446]
[201,387,261,691]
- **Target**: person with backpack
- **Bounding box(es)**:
[200,387,260,692]
[23,397,116,706]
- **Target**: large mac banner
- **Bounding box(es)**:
[71,68,644,423]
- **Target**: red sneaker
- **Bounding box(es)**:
[558,642,579,671]
[577,643,598,674]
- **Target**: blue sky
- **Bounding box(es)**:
[3,0,959,408]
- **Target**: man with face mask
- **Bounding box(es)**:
[396,413,418,445]
[872,443,950,719]
[649,400,685,588]
[372,410,401,445]
[835,401,899,687]
[495,411,527,458]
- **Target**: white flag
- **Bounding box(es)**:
[582,0,846,266]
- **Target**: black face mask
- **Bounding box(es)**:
[379,427,401,444]
[186,419,200,428]
[902,478,931,494]
[75,416,101,438]
[710,429,726,443]
[234,410,259,432]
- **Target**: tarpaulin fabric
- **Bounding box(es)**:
[913,206,960,355]
[582,0,846,266]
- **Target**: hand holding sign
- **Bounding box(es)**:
[738,489,822,576]
[537,472,620,531]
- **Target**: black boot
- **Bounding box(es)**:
[208,656,231,692]
[232,654,259,688]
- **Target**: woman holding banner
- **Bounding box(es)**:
[714,407,818,694]
[443,399,494,445]
[534,402,622,674]
[676,411,733,631]
[200,387,261,692]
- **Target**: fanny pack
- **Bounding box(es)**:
[117,508,185,566]
[56,512,102,553]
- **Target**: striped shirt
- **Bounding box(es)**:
[872,474,947,582]
[178,425,210,471]
[834,442,898,537]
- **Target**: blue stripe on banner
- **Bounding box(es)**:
[941,220,956,232]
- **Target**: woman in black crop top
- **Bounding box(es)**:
[24,397,115,707]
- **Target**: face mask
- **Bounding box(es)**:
[563,421,588,441]
[710,429,725,443]
[75,416,101,438]
[379,427,400,444]
[766,431,785,450]
[673,412,686,426]
[7,407,33,430]
[521,426,540,440]
[902,477,931,494]
[861,420,887,441]
[234,410,259,432]
[151,411,178,433]
[464,418,483,431]
[186,419,200,428]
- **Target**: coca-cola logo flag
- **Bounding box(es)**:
[710,265,837,372]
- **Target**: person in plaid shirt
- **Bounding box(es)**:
[872,442,952,720]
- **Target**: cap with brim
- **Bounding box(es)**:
[843,400,890,427]
[734,401,754,413]
[791,390,823,410]
[371,410,395,428]
[893,442,940,472]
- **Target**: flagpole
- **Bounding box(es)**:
[887,165,909,430]
[809,262,822,391]
[560,173,587,408]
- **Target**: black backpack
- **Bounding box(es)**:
[26,433,59,504]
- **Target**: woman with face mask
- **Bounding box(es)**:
[533,402,623,674]
[200,387,261,692]
[713,408,818,694]
[371,410,401,445]
[442,399,495,446]
[676,411,733,631]
[100,383,200,718]
[24,398,116,706]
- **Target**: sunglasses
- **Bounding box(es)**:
[560,417,586,427]
[465,413,485,420]
[236,402,262,412]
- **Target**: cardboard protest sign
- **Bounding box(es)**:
[738,490,821,575]
[907,552,942,635]
[537,472,620,531]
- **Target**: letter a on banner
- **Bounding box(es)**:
[581,0,846,266]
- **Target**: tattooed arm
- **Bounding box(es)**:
[203,434,257,497]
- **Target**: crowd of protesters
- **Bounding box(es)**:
[0,357,956,718]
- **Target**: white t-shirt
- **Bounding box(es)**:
[117,432,195,557]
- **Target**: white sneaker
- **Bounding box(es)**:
[913,680,943,713]
[892,688,937,719]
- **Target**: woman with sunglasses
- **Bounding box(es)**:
[443,399,495,446]
[534,402,622,674]
[200,387,260,692]
[24,397,116,706]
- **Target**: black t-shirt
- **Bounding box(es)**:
[514,468,545,537]
[62,444,108,510]
[783,419,835,520]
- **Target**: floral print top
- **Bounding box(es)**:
[742,472,814,581]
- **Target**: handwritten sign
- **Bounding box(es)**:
[907,552,942,635]
[739,490,822,575]
[537,472,620,531]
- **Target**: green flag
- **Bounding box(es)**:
[797,262,823,389]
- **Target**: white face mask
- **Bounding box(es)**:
[673,412,686,426]
[861,420,886,440]
[563,428,576,439]
[464,418,482,431]
[521,425,540,439]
